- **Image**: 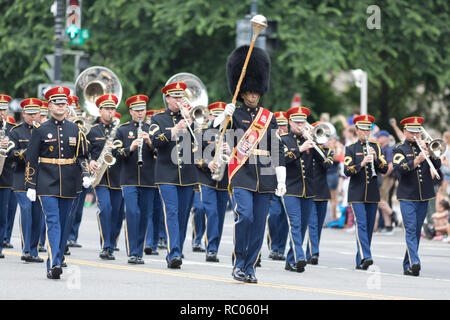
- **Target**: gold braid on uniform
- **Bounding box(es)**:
[14,148,26,161]
[25,162,36,185]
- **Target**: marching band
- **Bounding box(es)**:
[0,39,444,282]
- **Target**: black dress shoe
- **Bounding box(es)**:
[64,246,71,256]
[38,246,47,253]
[21,253,31,261]
[0,253,4,258]
[232,267,246,281]
[167,257,182,269]
[150,250,159,255]
[27,255,44,263]
[3,242,13,249]
[274,252,286,261]
[136,257,145,264]
[106,251,115,260]
[245,274,258,284]
[360,258,373,270]
[99,249,109,260]
[285,263,297,272]
[205,251,219,262]
[158,238,167,249]
[144,247,153,255]
[308,254,319,265]
[296,259,307,273]
[128,256,138,264]
[61,261,67,267]
[47,266,62,280]
[268,250,276,259]
[404,263,421,276]
[114,247,120,252]
[192,244,205,252]
[67,240,75,247]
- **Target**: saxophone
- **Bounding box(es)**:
[0,116,9,176]
[90,118,120,188]
[211,132,230,181]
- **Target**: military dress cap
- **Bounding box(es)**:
[20,98,42,114]
[207,102,226,116]
[40,100,49,115]
[353,114,375,131]
[114,111,121,119]
[287,106,310,122]
[226,45,270,102]
[0,94,12,109]
[44,86,71,104]
[274,111,288,126]
[311,121,320,127]
[125,95,149,111]
[146,110,156,119]
[6,116,15,124]
[161,82,187,98]
[96,94,118,109]
[400,116,424,133]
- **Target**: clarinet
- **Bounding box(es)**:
[137,119,144,166]
[365,136,377,178]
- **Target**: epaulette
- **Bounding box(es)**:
[279,132,288,136]
[91,123,99,128]
[119,121,130,127]
[393,142,403,150]
[10,123,22,131]
[369,139,378,144]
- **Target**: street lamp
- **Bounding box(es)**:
[351,69,368,115]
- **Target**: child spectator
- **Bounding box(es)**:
[431,200,449,240]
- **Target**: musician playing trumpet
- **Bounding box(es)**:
[393,117,441,277]
[111,95,155,265]
[148,82,198,269]
[344,115,387,271]
[87,94,123,261]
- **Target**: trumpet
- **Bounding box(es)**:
[420,127,445,159]
[414,135,441,180]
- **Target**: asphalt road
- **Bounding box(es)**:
[1,202,449,301]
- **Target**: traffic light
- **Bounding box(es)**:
[65,0,82,40]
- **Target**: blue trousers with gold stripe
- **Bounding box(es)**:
[351,202,378,266]
[68,188,87,242]
[306,200,328,259]
[15,191,43,256]
[267,196,288,255]
[122,186,154,258]
[158,184,194,261]
[95,186,123,253]
[191,191,205,247]
[200,185,229,254]
[145,191,163,251]
[39,196,75,270]
[5,190,17,244]
[282,196,313,264]
[232,188,271,276]
[400,200,428,270]
[0,188,10,253]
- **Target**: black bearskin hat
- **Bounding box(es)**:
[226,45,271,102]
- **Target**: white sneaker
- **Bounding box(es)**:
[442,237,450,243]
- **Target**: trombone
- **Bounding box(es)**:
[301,122,334,160]
[420,127,445,159]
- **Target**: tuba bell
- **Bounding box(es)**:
[164,72,209,126]
[75,66,122,120]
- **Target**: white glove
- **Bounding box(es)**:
[27,189,36,202]
[213,103,235,128]
[82,176,92,189]
[275,166,287,197]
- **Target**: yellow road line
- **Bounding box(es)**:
[3,251,420,300]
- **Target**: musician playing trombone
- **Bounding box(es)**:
[344,115,387,271]
[393,117,441,277]
[111,95,155,265]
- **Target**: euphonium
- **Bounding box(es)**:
[90,118,120,188]
[0,116,9,175]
